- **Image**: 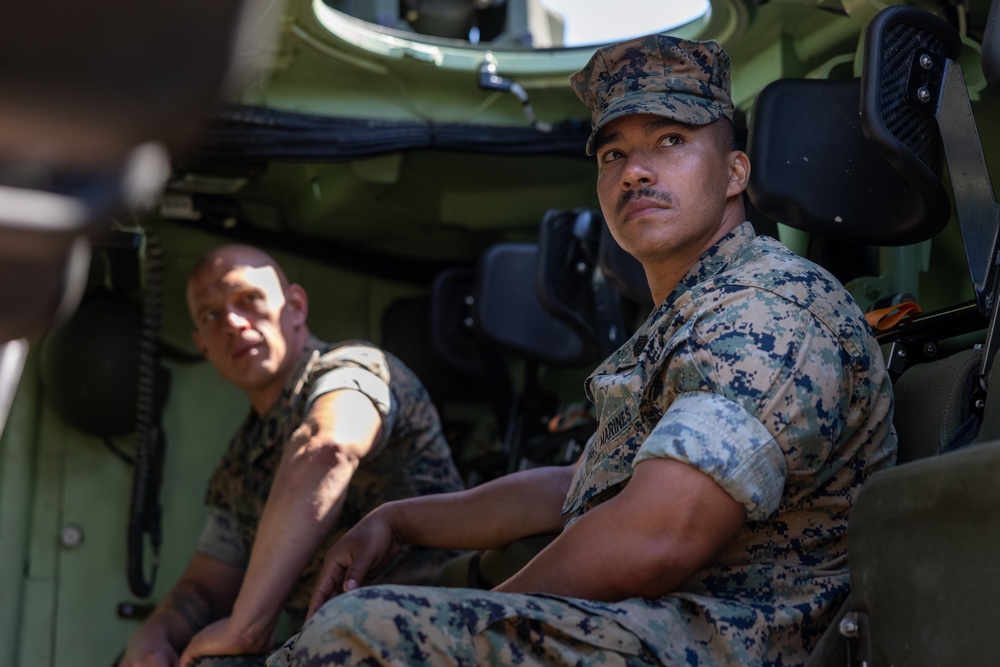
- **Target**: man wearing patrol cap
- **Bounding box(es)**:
[266,34,896,667]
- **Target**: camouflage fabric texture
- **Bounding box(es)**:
[267,586,661,667]
[571,33,735,155]
[264,223,897,666]
[191,655,267,667]
[202,336,464,619]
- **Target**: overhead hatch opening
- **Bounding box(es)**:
[313,0,712,70]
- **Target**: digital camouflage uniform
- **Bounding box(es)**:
[198,335,464,621]
[264,34,896,667]
[265,223,896,667]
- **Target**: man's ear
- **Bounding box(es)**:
[287,283,308,325]
[727,150,751,198]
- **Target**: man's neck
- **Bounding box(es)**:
[248,329,312,415]
[645,212,744,305]
[249,379,288,416]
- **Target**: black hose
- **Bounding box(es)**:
[125,227,166,598]
[185,103,591,161]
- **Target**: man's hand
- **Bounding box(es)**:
[119,555,245,667]
[178,617,272,667]
[307,507,402,618]
[119,627,180,667]
[305,465,578,618]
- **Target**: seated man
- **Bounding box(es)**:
[266,34,897,667]
[120,244,464,666]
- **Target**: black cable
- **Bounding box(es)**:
[182,103,591,162]
[102,436,135,466]
[125,227,166,598]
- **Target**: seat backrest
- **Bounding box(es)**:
[430,268,490,379]
[809,6,1000,665]
[597,223,654,310]
[892,347,983,463]
[473,242,591,368]
[535,208,628,362]
[380,293,492,406]
[747,77,950,246]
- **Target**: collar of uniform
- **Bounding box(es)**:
[672,221,757,299]
[619,221,756,369]
[248,334,326,450]
[256,334,326,421]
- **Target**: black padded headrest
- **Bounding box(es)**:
[860,6,959,239]
[536,209,627,362]
[986,0,1000,94]
[473,243,590,367]
[381,292,491,404]
[430,268,487,378]
[597,223,653,309]
[747,77,949,246]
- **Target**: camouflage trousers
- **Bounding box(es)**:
[265,584,661,666]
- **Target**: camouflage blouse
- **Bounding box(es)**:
[199,337,464,617]
[557,222,898,665]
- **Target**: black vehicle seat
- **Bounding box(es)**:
[748,79,950,248]
[380,289,497,461]
[471,242,597,478]
[891,347,983,463]
[439,243,598,587]
[747,75,948,292]
[535,208,629,362]
[806,2,1000,664]
[745,4,1000,663]
[596,222,654,311]
[445,214,648,589]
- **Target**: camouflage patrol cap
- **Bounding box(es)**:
[571,34,735,155]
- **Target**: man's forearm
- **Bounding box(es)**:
[495,458,746,601]
[226,390,382,644]
[226,441,357,643]
[146,581,222,649]
[386,464,575,551]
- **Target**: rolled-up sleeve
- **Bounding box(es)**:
[634,391,787,521]
[306,366,396,454]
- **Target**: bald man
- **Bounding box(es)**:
[120,245,463,667]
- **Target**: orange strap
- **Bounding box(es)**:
[864,301,923,330]
[547,408,594,434]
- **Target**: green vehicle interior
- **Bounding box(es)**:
[2,0,1000,665]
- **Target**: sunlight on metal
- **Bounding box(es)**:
[308,0,715,74]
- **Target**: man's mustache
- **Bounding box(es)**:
[616,186,673,217]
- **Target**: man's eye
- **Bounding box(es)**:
[600,149,624,164]
[660,135,682,147]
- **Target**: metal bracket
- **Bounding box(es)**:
[906,48,1000,388]
[478,51,552,133]
[839,611,874,667]
[907,49,1000,318]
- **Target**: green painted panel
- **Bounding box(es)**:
[0,352,41,667]
[49,359,246,667]
[17,396,68,667]
[52,426,134,667]
[18,580,56,667]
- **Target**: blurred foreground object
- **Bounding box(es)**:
[0,0,285,431]
[0,0,284,343]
